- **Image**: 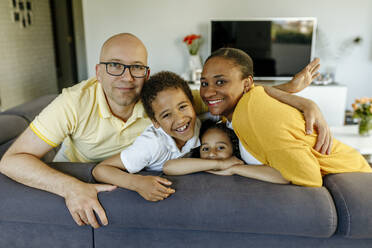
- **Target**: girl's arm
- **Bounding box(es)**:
[208,164,290,184]
[163,156,243,175]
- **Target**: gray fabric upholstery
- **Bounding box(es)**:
[0,115,28,144]
[2,94,57,123]
[0,94,58,160]
[98,172,337,238]
[48,162,97,183]
[94,228,372,248]
[0,221,92,248]
[0,163,96,225]
[324,172,372,239]
[0,138,17,159]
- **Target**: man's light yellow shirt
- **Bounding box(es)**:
[30,77,207,162]
[30,77,152,162]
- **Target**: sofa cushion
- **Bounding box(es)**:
[0,115,28,144]
[99,172,337,238]
[0,138,17,160]
[0,162,96,225]
[324,172,372,239]
[0,221,92,248]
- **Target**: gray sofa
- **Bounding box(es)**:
[1,95,372,248]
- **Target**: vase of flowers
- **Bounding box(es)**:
[352,97,372,136]
[183,34,203,83]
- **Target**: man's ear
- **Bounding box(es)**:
[243,76,254,93]
[146,68,151,80]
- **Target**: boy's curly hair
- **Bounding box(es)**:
[194,119,241,159]
[141,71,194,121]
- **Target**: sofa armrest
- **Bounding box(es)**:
[324,172,372,239]
[0,115,28,144]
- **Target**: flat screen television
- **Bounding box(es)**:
[210,18,317,81]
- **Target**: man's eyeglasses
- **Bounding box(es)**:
[99,62,149,78]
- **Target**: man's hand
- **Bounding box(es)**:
[216,156,244,170]
[285,58,320,93]
[134,175,175,202]
[303,102,333,155]
[65,182,117,228]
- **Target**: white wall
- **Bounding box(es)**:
[0,0,58,110]
[82,0,372,110]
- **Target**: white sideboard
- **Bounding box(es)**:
[330,125,372,163]
[295,84,347,126]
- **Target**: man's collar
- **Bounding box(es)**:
[97,81,112,119]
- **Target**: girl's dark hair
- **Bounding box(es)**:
[205,48,254,79]
[193,119,241,159]
[141,71,194,121]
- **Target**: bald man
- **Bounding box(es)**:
[0,33,155,229]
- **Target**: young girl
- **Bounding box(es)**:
[197,119,242,160]
[163,120,289,184]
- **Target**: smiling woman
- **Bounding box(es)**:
[199,47,372,187]
[200,56,251,120]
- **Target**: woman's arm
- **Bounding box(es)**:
[263,86,332,155]
[272,58,320,93]
[208,164,290,184]
[163,156,243,175]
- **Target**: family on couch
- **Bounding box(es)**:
[0,33,370,230]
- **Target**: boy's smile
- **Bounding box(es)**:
[151,88,197,149]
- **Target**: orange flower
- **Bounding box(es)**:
[183,34,203,55]
[353,96,372,119]
[360,97,369,104]
[183,34,201,43]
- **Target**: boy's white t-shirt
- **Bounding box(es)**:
[121,119,201,173]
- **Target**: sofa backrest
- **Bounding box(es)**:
[0,94,58,159]
[1,94,58,123]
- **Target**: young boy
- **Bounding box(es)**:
[93,71,240,202]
